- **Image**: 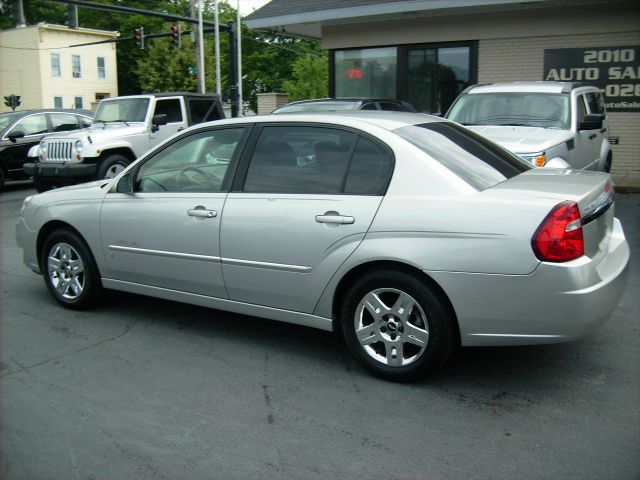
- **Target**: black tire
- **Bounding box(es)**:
[97,154,130,180]
[40,228,102,309]
[340,270,455,381]
[604,153,612,173]
[34,179,55,193]
[0,167,5,192]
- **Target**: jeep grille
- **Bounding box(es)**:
[45,140,76,163]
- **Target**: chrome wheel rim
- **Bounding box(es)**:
[104,163,126,178]
[47,242,85,300]
[354,288,429,367]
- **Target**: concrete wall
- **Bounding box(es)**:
[0,24,118,113]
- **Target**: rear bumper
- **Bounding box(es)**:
[24,161,97,180]
[428,218,630,346]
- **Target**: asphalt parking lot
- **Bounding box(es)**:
[1,182,638,480]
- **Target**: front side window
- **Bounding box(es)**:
[136,128,245,193]
[10,114,48,137]
[72,55,81,78]
[51,53,61,77]
[585,92,605,115]
[94,98,150,123]
[394,122,531,191]
[576,95,588,124]
[447,92,571,130]
[97,57,106,79]
[53,96,63,108]
[244,126,356,194]
[153,99,183,123]
[335,47,397,99]
[49,113,79,132]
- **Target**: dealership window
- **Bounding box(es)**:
[51,53,61,77]
[97,57,106,79]
[53,96,63,108]
[334,47,397,98]
[74,96,83,109]
[332,42,475,114]
[72,55,81,78]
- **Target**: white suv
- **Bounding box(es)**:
[445,82,611,172]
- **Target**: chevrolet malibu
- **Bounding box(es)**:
[16,112,629,380]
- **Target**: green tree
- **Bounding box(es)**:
[282,53,328,101]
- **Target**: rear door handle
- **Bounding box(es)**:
[589,133,596,140]
[187,206,217,218]
[315,211,355,225]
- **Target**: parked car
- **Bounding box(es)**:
[445,82,612,171]
[24,93,224,192]
[0,109,93,191]
[16,112,629,380]
[273,98,416,113]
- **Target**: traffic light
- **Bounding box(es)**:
[4,94,21,111]
[171,24,181,47]
[134,27,144,49]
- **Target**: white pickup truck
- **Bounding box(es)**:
[445,81,612,172]
[25,93,224,192]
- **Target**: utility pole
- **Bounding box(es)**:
[214,0,221,96]
[197,0,205,94]
[228,21,238,118]
[14,0,26,28]
[190,0,204,94]
[236,0,242,116]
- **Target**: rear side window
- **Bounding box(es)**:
[379,102,406,112]
[345,137,393,194]
[244,126,355,194]
[394,122,531,191]
[154,99,183,123]
[49,113,79,132]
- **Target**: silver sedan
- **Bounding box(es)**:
[16,112,629,380]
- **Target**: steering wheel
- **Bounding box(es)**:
[176,166,219,191]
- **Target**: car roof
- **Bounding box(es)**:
[465,81,599,94]
[192,111,441,132]
[282,98,405,106]
[0,108,94,118]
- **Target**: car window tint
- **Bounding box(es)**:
[379,102,405,111]
[585,92,605,115]
[49,113,79,132]
[577,95,588,123]
[345,137,393,195]
[361,102,378,110]
[154,99,183,123]
[136,128,244,193]
[11,114,48,136]
[244,126,355,194]
[78,116,92,128]
[394,122,531,191]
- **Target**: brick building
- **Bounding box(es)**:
[246,0,640,180]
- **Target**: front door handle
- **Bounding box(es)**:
[187,206,217,218]
[315,210,355,225]
[589,133,596,140]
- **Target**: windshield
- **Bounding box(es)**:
[0,112,21,131]
[447,92,570,129]
[94,98,150,122]
[275,102,357,113]
[394,122,531,191]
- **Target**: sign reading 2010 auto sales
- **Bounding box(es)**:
[543,46,640,112]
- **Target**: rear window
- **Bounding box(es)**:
[394,122,531,190]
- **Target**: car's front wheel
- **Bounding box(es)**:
[340,270,455,381]
[41,229,102,309]
[97,154,130,179]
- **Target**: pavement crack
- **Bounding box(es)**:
[262,383,275,424]
[1,320,139,378]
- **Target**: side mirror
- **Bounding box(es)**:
[578,113,604,131]
[116,172,133,193]
[151,113,168,133]
[7,130,26,141]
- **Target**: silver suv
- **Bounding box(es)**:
[446,82,611,172]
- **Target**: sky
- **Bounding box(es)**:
[230,0,272,16]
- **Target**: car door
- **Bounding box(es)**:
[2,113,48,175]
[220,124,393,313]
[149,97,188,149]
[572,93,601,170]
[100,126,249,297]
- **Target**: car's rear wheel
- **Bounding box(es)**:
[340,270,455,381]
[0,167,5,191]
[97,154,130,179]
[41,229,102,309]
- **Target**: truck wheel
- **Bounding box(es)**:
[34,180,55,193]
[97,154,130,179]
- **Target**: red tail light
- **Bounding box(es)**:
[532,201,584,262]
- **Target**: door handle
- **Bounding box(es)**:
[315,211,355,225]
[187,207,217,218]
[588,133,596,140]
